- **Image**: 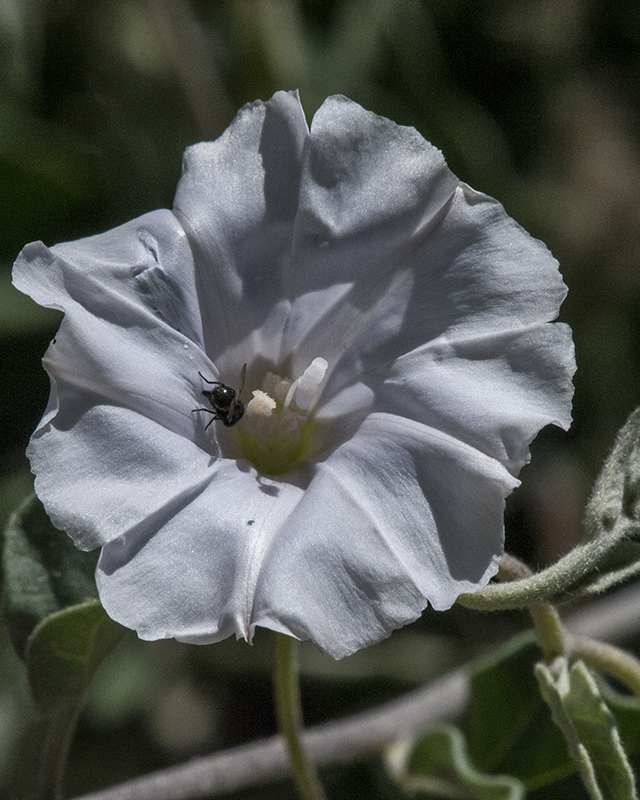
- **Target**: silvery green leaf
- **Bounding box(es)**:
[386,726,525,800]
[2,493,98,658]
[22,601,124,800]
[26,600,123,718]
[535,657,638,800]
[585,407,640,542]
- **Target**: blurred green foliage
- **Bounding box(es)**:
[2,0,640,797]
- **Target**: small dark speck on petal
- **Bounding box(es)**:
[247,520,255,526]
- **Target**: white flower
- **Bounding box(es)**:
[13,91,575,659]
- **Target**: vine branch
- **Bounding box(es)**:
[70,581,640,800]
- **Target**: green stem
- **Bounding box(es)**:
[529,602,567,662]
[571,635,640,699]
[274,633,328,800]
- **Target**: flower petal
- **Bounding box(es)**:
[295,181,574,466]
[376,322,575,474]
[172,90,309,368]
[251,413,518,658]
[321,182,565,375]
[96,465,305,644]
[280,94,459,373]
[96,411,516,659]
[12,211,220,549]
[32,404,221,550]
[273,106,572,461]
[14,209,204,347]
[292,93,458,286]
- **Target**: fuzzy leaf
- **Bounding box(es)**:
[570,541,640,597]
[535,657,638,800]
[466,634,574,789]
[386,726,525,800]
[26,600,123,718]
[584,408,640,542]
[390,636,640,799]
[19,601,124,800]
[1,493,98,658]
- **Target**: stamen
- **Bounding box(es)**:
[283,358,328,413]
[243,357,329,465]
[246,390,277,441]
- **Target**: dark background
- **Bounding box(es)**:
[2,1,640,797]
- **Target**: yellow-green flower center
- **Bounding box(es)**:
[236,358,328,475]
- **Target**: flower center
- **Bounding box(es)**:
[236,357,328,475]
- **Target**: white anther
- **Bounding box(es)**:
[245,390,277,441]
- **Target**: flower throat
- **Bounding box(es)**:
[235,357,328,475]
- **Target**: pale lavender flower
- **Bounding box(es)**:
[13,91,574,658]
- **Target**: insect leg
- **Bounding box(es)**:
[198,371,223,386]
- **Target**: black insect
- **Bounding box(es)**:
[193,363,247,428]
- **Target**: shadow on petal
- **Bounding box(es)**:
[98,472,215,576]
